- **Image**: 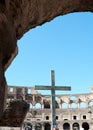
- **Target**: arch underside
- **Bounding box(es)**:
[8,0,93,39]
[2,0,93,69]
[0,0,92,69]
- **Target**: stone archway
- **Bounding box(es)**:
[63,122,70,130]
[23,122,32,130]
[44,101,50,109]
[45,123,51,130]
[82,122,89,130]
[72,122,80,130]
[35,123,42,130]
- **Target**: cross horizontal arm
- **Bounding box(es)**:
[35,85,71,90]
[35,85,51,90]
[54,86,71,90]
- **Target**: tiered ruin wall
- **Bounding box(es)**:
[6,86,93,130]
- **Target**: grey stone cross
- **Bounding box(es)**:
[35,70,71,130]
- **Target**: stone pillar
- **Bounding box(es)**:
[59,103,62,109]
[70,123,72,130]
[89,122,93,130]
[42,123,44,130]
[50,103,52,109]
[42,113,45,120]
[32,95,35,108]
[32,124,35,130]
[33,95,35,102]
[42,103,44,109]
[22,88,25,100]
[67,103,70,108]
[58,124,61,130]
[32,104,35,109]
[68,103,71,108]
[86,102,88,108]
[0,57,7,119]
[80,123,83,130]
[77,103,80,108]
[78,113,81,120]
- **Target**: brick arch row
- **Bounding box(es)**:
[7,86,93,109]
[23,121,89,130]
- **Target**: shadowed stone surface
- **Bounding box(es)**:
[1,0,93,69]
[0,0,93,127]
[0,100,29,127]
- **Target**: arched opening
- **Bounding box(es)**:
[46,116,49,120]
[16,95,23,100]
[23,122,32,130]
[7,95,14,100]
[35,103,42,109]
[72,122,80,130]
[45,123,51,130]
[63,123,70,130]
[25,95,33,102]
[27,88,31,94]
[9,87,14,93]
[80,102,87,108]
[70,96,77,100]
[82,122,89,130]
[44,101,50,109]
[62,103,68,109]
[35,123,42,130]
[35,95,41,102]
[89,100,93,107]
[71,103,77,109]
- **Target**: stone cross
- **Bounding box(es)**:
[35,70,71,130]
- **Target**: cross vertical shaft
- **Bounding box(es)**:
[35,70,71,130]
[51,70,56,127]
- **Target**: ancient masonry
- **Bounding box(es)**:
[3,85,93,130]
[0,0,93,128]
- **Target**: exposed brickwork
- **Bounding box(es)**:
[0,100,29,127]
[6,86,93,130]
[0,0,93,127]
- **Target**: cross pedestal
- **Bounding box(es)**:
[35,70,71,130]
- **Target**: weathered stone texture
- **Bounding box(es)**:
[0,4,17,70]
[0,0,93,127]
[0,0,93,69]
[6,86,93,130]
[2,0,93,69]
[0,100,29,127]
[8,0,93,40]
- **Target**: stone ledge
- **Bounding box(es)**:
[0,127,20,130]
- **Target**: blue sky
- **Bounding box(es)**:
[5,12,93,95]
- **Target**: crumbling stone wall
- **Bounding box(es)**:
[0,0,93,127]
[7,86,93,130]
[0,100,29,127]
